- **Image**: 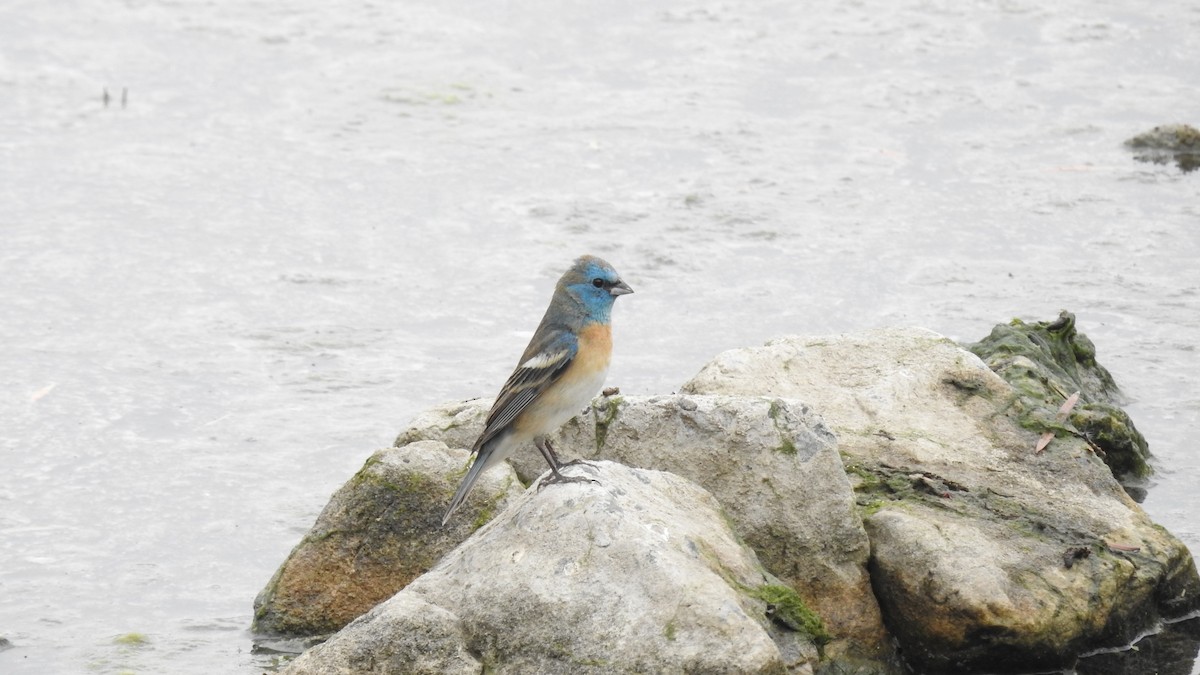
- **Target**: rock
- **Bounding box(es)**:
[680,326,1200,672]
[252,440,524,636]
[393,400,487,454]
[267,325,1197,673]
[1125,123,1200,151]
[967,311,1150,480]
[279,592,482,675]
[1124,124,1200,173]
[281,462,820,675]
[396,394,895,670]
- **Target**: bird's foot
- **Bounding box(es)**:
[537,439,599,473]
[557,457,600,472]
[537,466,600,491]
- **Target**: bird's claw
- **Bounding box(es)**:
[557,458,600,472]
[537,468,601,491]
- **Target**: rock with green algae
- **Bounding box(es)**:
[967,311,1151,480]
[263,324,1195,675]
[1124,124,1200,173]
[681,326,1200,674]
[748,584,833,646]
[252,440,523,636]
[1125,124,1200,151]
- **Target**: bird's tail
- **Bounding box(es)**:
[442,449,492,526]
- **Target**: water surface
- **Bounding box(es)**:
[2,1,1198,673]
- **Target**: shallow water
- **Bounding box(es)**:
[2,0,1198,673]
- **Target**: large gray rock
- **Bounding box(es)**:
[253,440,524,636]
[681,327,1200,673]
[281,462,821,675]
[397,394,894,669]
[266,325,1196,673]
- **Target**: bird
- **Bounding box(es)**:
[442,255,633,525]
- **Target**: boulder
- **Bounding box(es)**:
[264,323,1197,673]
[280,462,821,675]
[252,440,524,636]
[1124,123,1200,172]
[680,326,1200,672]
[396,394,894,669]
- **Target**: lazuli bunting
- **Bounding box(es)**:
[442,255,633,525]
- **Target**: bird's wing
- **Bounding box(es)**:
[473,327,578,451]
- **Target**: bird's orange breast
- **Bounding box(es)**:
[574,322,613,375]
[513,322,613,438]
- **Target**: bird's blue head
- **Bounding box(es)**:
[559,255,633,323]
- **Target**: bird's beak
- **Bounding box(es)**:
[610,280,634,296]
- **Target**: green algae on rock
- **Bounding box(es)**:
[967,311,1151,480]
[682,327,1199,673]
[748,584,833,646]
[267,327,1196,675]
[252,441,522,637]
[1124,124,1200,173]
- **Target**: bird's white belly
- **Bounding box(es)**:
[532,364,609,433]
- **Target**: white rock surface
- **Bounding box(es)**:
[282,461,817,674]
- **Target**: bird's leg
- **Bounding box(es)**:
[534,436,561,469]
[540,437,598,470]
[534,437,599,490]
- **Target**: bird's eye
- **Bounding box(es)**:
[592,278,605,288]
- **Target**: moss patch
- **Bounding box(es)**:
[967,311,1150,479]
[767,398,800,455]
[967,312,1117,400]
[470,476,515,531]
[592,395,623,449]
[775,436,798,456]
[748,584,832,645]
[112,633,149,647]
[253,453,482,636]
[1124,124,1200,172]
[844,461,916,511]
